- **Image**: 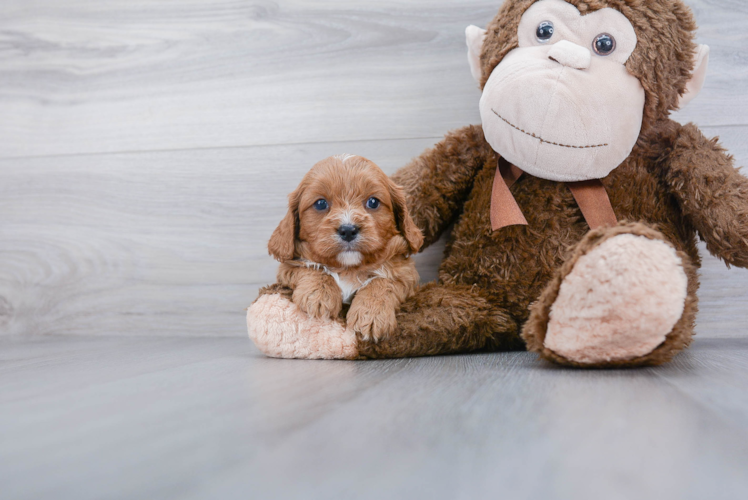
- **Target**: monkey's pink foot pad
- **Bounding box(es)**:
[247,294,358,359]
[544,234,688,364]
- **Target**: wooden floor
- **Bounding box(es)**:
[2,336,748,499]
[1,0,747,498]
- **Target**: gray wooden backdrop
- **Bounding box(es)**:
[1,0,746,339]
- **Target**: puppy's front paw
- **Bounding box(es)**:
[347,301,397,342]
[293,285,342,320]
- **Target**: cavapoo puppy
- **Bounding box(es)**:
[268,154,423,341]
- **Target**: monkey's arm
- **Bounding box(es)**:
[664,123,748,267]
[391,124,490,249]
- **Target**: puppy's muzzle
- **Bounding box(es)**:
[337,224,360,243]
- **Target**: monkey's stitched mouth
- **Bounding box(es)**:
[491,109,608,149]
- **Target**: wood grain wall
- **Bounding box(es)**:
[1,0,746,337]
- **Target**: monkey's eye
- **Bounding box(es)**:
[366,197,380,210]
[313,199,328,211]
[593,33,616,55]
[536,21,554,43]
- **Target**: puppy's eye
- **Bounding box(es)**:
[593,33,616,55]
[536,21,554,43]
[366,197,380,210]
[313,199,328,211]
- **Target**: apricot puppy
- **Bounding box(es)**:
[268,154,423,341]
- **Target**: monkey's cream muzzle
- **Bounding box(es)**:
[479,40,644,182]
[476,0,644,182]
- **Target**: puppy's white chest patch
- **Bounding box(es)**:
[300,260,380,304]
[330,273,363,304]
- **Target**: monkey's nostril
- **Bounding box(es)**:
[547,40,591,70]
[337,224,360,242]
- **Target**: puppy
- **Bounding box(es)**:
[268,154,423,341]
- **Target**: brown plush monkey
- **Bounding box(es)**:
[248,0,748,368]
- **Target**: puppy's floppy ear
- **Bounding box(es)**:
[268,189,300,262]
[388,178,423,254]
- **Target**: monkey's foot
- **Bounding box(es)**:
[247,293,358,360]
[523,223,694,367]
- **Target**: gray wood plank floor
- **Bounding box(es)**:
[2,336,748,500]
[1,1,748,498]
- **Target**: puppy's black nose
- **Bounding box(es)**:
[337,224,360,242]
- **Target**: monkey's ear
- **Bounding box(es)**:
[388,179,423,254]
[678,44,710,109]
[268,191,299,262]
[466,25,488,84]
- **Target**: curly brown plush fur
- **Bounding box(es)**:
[358,117,726,365]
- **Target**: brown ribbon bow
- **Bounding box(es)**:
[490,155,617,231]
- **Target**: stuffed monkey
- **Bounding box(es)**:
[248,0,748,368]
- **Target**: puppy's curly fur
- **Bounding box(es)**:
[268,155,423,341]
